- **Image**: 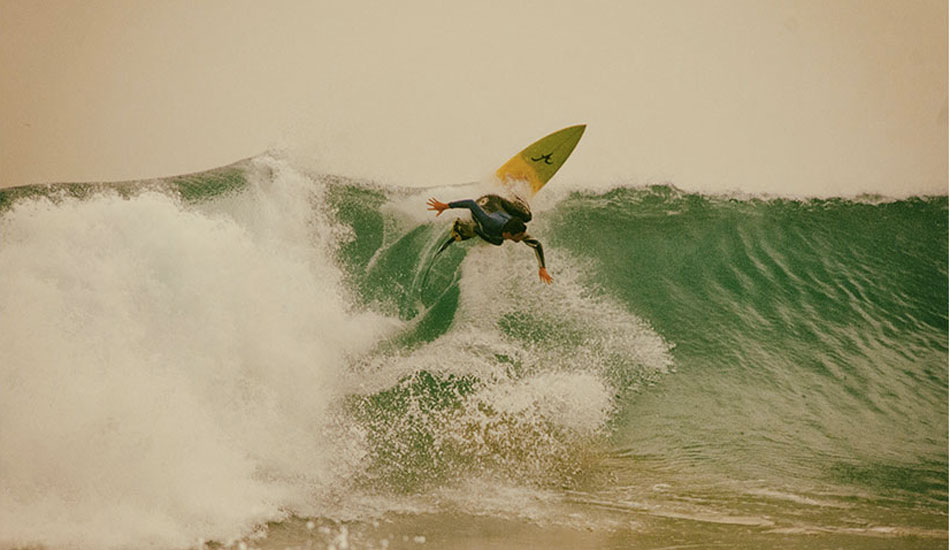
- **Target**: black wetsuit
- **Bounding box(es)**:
[440,194,546,269]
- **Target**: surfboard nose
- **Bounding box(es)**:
[554,124,586,140]
[565,124,586,135]
[495,124,588,195]
[551,124,586,150]
[539,124,585,146]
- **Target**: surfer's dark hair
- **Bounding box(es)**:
[502,218,527,235]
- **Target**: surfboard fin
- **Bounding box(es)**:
[437,236,456,255]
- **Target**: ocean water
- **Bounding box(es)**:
[0,155,946,549]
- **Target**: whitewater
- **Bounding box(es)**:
[0,155,945,550]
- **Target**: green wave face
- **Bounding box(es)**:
[328,180,947,502]
[545,188,948,495]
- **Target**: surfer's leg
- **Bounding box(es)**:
[451,218,477,241]
[437,236,456,253]
[437,218,476,255]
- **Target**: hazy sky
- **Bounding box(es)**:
[2,0,946,196]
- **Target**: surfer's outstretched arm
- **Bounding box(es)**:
[426,198,450,216]
[427,197,488,222]
[522,236,552,284]
[427,197,496,233]
[446,199,494,228]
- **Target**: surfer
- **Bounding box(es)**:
[426,194,553,284]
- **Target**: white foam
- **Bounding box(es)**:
[0,158,396,549]
[0,158,676,548]
[454,244,674,376]
[345,238,673,497]
[472,371,613,435]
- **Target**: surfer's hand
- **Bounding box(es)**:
[538,267,553,284]
[427,198,449,216]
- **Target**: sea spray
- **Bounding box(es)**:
[0,159,395,549]
[344,241,672,493]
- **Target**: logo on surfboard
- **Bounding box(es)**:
[530,153,554,165]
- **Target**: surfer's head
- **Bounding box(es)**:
[501,218,527,242]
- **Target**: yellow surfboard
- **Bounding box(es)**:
[495,124,586,198]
